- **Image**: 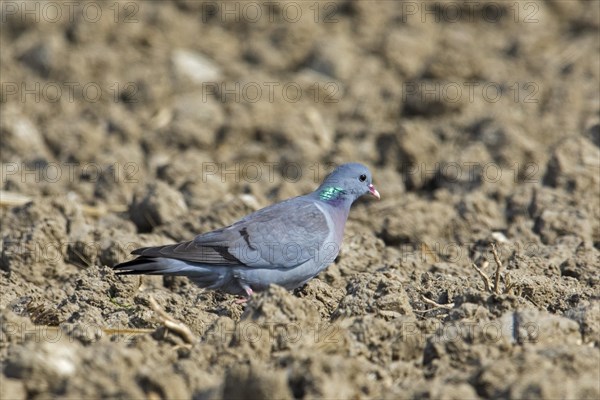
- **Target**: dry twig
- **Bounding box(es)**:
[471,260,492,292]
[421,295,454,310]
[101,327,155,335]
[4,325,154,340]
[148,295,196,344]
[471,243,516,296]
[490,243,503,294]
[504,273,517,295]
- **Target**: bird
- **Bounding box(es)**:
[113,162,380,297]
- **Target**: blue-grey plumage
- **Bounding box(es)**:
[113,163,379,296]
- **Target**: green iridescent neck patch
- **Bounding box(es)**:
[319,186,346,201]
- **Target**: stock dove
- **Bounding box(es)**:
[113,163,380,297]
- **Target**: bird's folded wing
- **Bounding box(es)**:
[132,199,331,269]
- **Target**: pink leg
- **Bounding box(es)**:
[234,285,253,304]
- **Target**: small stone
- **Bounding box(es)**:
[543,136,600,193]
[129,182,188,232]
[172,49,222,84]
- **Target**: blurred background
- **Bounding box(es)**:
[2,0,598,206]
[1,1,599,399]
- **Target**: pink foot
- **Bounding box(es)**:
[234,286,253,304]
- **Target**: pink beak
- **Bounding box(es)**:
[368,184,380,200]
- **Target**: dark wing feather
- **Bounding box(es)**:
[132,197,330,269]
[132,240,242,266]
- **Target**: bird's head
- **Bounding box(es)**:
[317,163,380,204]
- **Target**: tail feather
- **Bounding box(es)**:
[113,257,165,275]
[112,256,224,290]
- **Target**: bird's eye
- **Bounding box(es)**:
[359,174,367,182]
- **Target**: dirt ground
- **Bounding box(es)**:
[1,1,599,399]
